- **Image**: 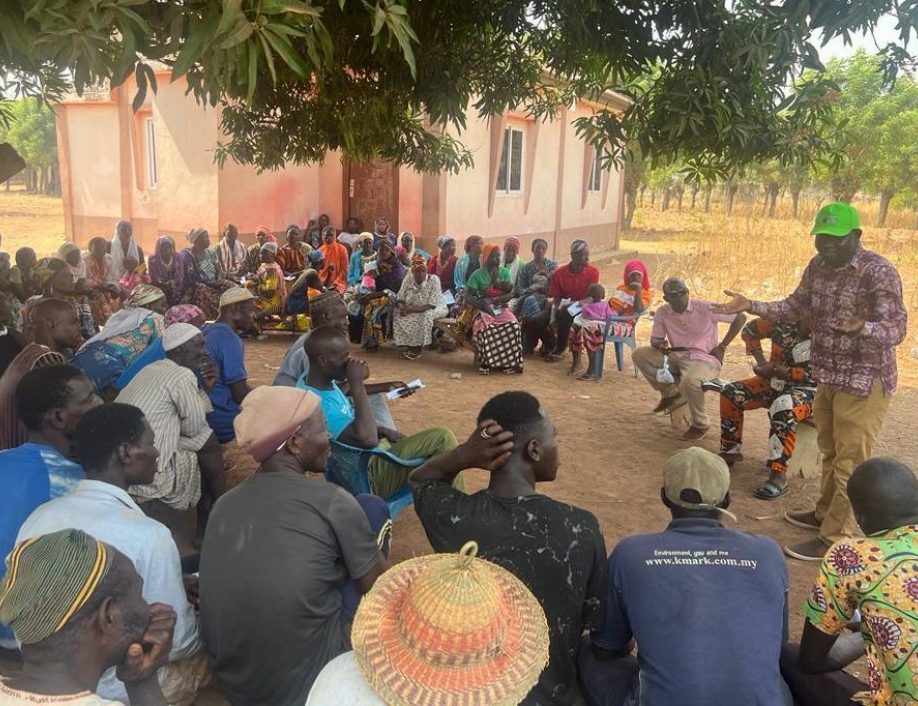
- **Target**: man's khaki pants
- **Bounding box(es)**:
[632,346,721,429]
[814,381,891,545]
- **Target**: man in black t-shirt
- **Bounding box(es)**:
[410,391,607,706]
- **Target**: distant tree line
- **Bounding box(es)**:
[0,99,59,195]
[622,52,918,229]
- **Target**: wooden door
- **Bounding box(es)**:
[346,161,399,233]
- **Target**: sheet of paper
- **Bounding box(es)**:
[568,302,583,316]
[560,298,572,307]
[443,290,456,305]
[386,378,425,400]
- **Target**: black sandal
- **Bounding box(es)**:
[754,480,790,500]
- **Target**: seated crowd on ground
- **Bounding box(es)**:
[0,201,912,706]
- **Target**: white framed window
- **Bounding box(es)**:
[496,127,523,194]
[144,117,158,188]
[588,148,602,193]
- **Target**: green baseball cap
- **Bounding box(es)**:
[811,202,860,237]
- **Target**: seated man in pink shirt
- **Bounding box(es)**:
[632,278,745,440]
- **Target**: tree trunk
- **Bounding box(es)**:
[638,185,646,207]
[623,187,637,230]
[877,191,894,227]
[675,186,684,211]
[725,184,738,215]
[649,190,656,207]
[51,159,61,196]
[790,189,801,218]
[660,188,671,212]
[689,183,699,209]
[767,185,780,217]
[703,184,713,212]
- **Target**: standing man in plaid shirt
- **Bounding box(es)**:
[716,202,907,561]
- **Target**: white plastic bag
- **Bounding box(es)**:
[657,355,676,385]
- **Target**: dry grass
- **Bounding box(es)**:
[0,188,67,257]
[622,202,918,384]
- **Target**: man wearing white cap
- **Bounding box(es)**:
[200,386,390,706]
[117,322,225,549]
[201,286,256,442]
[582,447,791,706]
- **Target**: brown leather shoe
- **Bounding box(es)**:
[784,509,820,530]
[682,426,708,441]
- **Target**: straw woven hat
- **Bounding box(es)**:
[351,541,549,706]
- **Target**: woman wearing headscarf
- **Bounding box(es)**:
[394,253,448,359]
[72,283,167,395]
[216,223,247,275]
[249,241,287,318]
[82,237,123,326]
[461,243,524,374]
[358,239,405,351]
[113,304,206,390]
[427,236,457,293]
[42,243,97,338]
[147,235,184,305]
[453,235,483,292]
[109,220,144,282]
[178,228,235,320]
[568,259,653,380]
[318,225,349,293]
[395,231,430,267]
[348,232,376,287]
[243,225,275,276]
[515,238,558,354]
[501,236,524,287]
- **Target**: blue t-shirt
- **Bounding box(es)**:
[203,323,248,442]
[0,443,84,641]
[296,380,354,439]
[592,518,788,706]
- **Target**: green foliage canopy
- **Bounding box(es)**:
[1,0,916,176]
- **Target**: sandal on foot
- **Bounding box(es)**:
[478,367,491,375]
[754,480,789,500]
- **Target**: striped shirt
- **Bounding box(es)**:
[116,359,213,508]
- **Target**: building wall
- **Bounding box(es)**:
[151,80,220,246]
[58,103,122,246]
[434,103,623,260]
[58,83,625,256]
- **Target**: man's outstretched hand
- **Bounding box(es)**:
[713,290,752,315]
[458,420,515,472]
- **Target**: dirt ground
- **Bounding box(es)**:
[225,254,918,644]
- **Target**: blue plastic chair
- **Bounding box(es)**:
[324,439,426,519]
[597,311,649,378]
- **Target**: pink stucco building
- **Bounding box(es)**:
[56,70,628,258]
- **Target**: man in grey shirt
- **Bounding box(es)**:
[199,385,388,705]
